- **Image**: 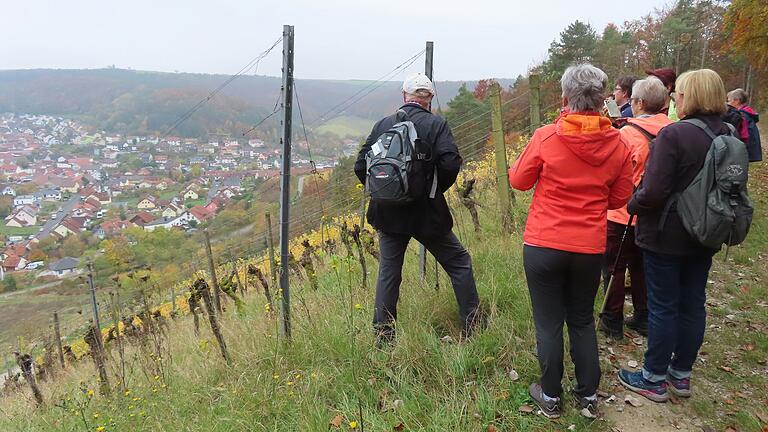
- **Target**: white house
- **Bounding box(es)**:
[2,186,16,197]
[13,195,36,207]
[143,215,187,232]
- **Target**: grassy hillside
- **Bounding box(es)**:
[0,154,766,431]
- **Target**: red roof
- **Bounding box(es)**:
[188,205,213,222]
[130,212,155,225]
[3,255,21,269]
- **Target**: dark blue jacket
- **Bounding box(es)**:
[620,102,633,118]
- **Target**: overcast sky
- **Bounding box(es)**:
[2,0,672,81]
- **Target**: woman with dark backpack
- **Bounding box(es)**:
[618,69,730,402]
[727,88,762,162]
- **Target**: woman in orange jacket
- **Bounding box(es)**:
[599,77,674,339]
[508,64,633,419]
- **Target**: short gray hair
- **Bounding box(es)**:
[561,64,608,112]
[404,89,433,103]
[631,77,668,113]
[727,88,748,104]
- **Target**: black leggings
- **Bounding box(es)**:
[523,245,602,397]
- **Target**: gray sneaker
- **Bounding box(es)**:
[572,392,599,419]
[528,383,561,419]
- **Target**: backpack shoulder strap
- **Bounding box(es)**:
[395,109,408,122]
[625,122,657,143]
[681,118,717,140]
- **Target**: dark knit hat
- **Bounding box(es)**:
[645,68,677,92]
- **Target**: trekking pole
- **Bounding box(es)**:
[596,213,636,329]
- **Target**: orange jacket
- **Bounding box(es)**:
[509,112,633,254]
[607,114,674,226]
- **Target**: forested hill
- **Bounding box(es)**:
[0,69,513,138]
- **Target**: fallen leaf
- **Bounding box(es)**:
[568,425,577,431]
[720,365,734,373]
[624,394,644,407]
[393,422,405,431]
[627,360,639,368]
[473,412,482,420]
[755,412,768,423]
[487,425,498,432]
[440,335,455,344]
[725,399,735,405]
[725,426,738,432]
[329,415,343,428]
[482,356,495,364]
[508,369,520,381]
[742,344,755,352]
[632,337,644,346]
[392,399,404,409]
[597,390,610,398]
[519,404,534,414]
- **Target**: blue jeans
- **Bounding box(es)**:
[642,250,712,382]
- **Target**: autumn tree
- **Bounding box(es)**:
[445,84,491,156]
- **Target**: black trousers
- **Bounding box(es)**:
[373,230,480,332]
[523,245,602,398]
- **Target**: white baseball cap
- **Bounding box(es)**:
[402,73,435,95]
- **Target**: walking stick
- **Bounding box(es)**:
[596,213,636,329]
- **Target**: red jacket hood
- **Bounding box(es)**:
[555,113,622,167]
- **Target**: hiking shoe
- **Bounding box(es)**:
[618,369,669,403]
[598,317,624,340]
[666,376,691,398]
[625,315,648,336]
[572,392,599,419]
[462,309,487,339]
[528,383,561,419]
[374,325,395,348]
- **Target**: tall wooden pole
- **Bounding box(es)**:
[203,229,222,314]
[278,24,295,340]
[490,82,514,233]
[529,74,541,134]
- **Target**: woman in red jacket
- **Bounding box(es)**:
[509,63,633,419]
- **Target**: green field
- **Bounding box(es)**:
[0,222,39,237]
[315,115,372,138]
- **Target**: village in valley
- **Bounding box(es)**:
[0,112,351,287]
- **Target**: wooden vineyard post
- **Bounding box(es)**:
[529,73,541,134]
[265,212,277,286]
[193,278,231,364]
[490,82,514,233]
[53,311,65,368]
[203,228,222,314]
[84,323,110,396]
[14,351,43,406]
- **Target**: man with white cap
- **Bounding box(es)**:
[354,73,482,345]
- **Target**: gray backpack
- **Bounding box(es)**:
[672,118,753,249]
[365,109,437,204]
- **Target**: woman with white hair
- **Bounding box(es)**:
[600,76,674,339]
[509,64,633,418]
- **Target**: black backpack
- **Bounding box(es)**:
[365,109,437,204]
[667,119,753,249]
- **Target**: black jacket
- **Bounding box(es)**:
[354,103,461,238]
[628,114,725,256]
